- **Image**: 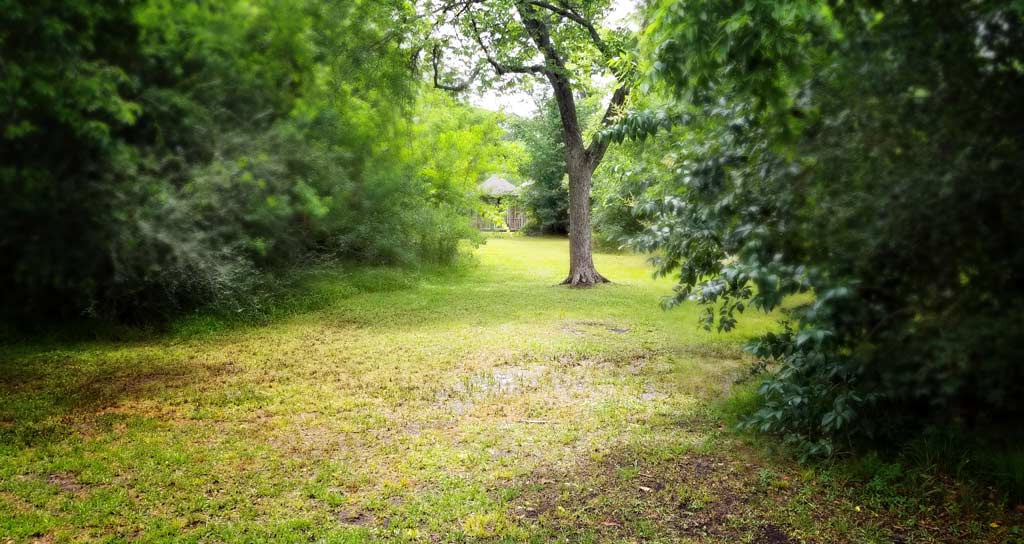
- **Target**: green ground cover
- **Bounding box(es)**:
[1,237,1018,543]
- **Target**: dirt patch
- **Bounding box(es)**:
[47,472,87,495]
[338,507,376,527]
[510,447,798,542]
[561,320,631,336]
[436,365,548,415]
[549,352,605,368]
[513,504,541,519]
[476,365,546,395]
[755,524,797,544]
[547,349,663,374]
[640,384,667,401]
[673,343,745,362]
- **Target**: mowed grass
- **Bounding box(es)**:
[0,237,1018,543]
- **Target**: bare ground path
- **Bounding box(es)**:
[0,237,1014,542]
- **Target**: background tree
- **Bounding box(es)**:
[511,97,569,234]
[425,0,635,286]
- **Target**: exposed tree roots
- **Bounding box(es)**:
[560,269,611,288]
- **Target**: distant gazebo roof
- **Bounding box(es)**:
[479,175,518,197]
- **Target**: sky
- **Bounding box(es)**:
[469,0,640,117]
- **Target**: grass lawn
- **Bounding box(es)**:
[0,236,1018,543]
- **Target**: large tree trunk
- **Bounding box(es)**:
[512,1,620,287]
[561,150,608,287]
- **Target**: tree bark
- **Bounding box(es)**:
[561,153,608,287]
[432,1,631,286]
[545,73,610,287]
[513,0,626,286]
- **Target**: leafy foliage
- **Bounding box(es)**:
[510,98,569,234]
[0,0,509,322]
[626,0,1024,455]
[592,96,683,249]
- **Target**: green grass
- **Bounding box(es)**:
[0,236,1019,543]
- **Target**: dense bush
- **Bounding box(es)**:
[405,90,523,252]
[616,1,1024,455]
[592,114,669,249]
[0,0,502,322]
[511,99,570,235]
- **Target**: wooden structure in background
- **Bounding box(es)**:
[471,208,525,231]
[473,175,525,232]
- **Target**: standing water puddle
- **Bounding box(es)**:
[454,365,546,396]
[436,365,549,416]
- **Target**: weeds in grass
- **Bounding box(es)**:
[0,238,1019,542]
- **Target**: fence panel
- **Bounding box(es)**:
[470,207,525,232]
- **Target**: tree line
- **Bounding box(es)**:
[1,0,518,322]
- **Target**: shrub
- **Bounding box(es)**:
[623,0,1024,455]
[1,0,494,323]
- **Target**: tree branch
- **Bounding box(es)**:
[526,0,610,58]
[433,0,484,16]
[515,1,567,71]
[468,16,550,76]
[432,45,483,91]
[586,84,629,169]
[516,1,586,154]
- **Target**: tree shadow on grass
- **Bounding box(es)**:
[0,350,230,448]
[506,443,807,543]
[0,259,476,355]
[503,438,1024,544]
